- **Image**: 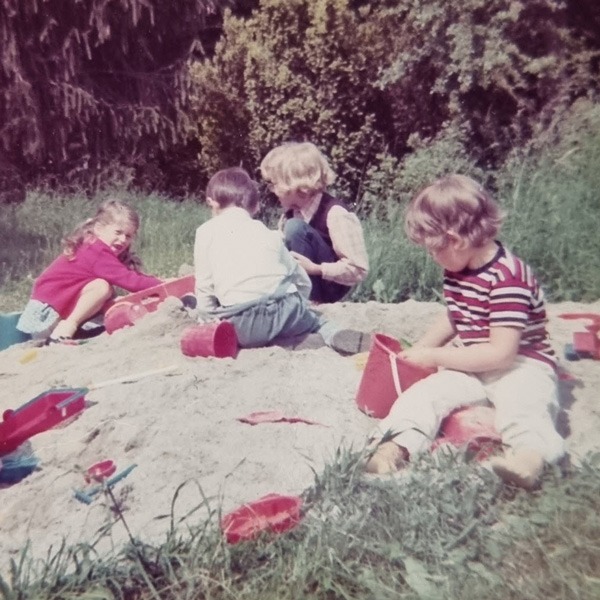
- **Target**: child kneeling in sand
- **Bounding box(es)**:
[193,167,370,353]
[365,174,565,490]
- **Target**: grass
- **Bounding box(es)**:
[2,121,600,312]
[2,449,600,599]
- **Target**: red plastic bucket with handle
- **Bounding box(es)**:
[355,333,437,418]
[180,321,238,358]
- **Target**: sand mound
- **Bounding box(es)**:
[0,299,598,574]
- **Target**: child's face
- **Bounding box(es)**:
[94,219,136,255]
[271,186,312,210]
[426,234,496,272]
[426,234,472,272]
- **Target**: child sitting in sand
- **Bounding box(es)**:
[365,174,565,490]
[193,167,371,353]
[17,199,162,344]
[260,141,369,303]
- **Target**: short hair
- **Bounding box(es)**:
[260,142,335,197]
[206,167,259,213]
[405,174,504,249]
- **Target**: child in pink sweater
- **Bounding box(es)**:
[17,199,161,343]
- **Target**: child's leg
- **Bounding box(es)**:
[366,369,487,473]
[485,358,564,488]
[283,218,350,302]
[228,292,320,348]
[51,279,113,339]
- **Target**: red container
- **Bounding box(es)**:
[180,322,238,358]
[104,275,195,334]
[221,494,303,544]
[434,405,501,459]
[355,333,437,418]
[0,388,87,455]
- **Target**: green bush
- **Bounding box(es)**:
[190,0,390,203]
[376,0,598,168]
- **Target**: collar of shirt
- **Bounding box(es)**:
[216,206,251,220]
[296,193,323,222]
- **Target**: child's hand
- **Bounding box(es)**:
[290,251,322,276]
[399,347,438,368]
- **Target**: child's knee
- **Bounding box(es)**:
[84,278,114,300]
[283,217,310,242]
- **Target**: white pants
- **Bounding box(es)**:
[375,357,565,464]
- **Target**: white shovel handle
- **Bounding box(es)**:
[389,352,402,397]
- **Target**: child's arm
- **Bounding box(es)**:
[193,228,220,313]
[280,241,312,300]
[92,246,162,291]
[401,326,521,373]
[411,310,456,349]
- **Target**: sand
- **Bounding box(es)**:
[0,298,599,575]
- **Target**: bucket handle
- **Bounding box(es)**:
[389,352,402,397]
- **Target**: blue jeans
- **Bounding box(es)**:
[283,218,351,303]
[226,292,321,348]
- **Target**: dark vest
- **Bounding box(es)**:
[286,193,348,248]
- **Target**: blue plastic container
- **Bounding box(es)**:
[0,312,31,351]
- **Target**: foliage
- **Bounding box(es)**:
[190,0,391,203]
[358,124,486,216]
[496,99,600,301]
[0,0,225,198]
[374,0,599,168]
[3,449,600,599]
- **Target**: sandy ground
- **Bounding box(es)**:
[0,298,599,575]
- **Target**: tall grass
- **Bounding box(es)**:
[1,123,599,312]
[3,450,600,599]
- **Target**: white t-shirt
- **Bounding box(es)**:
[194,207,311,313]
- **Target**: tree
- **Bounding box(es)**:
[0,0,226,198]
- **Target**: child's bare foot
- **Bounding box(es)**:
[50,319,78,340]
[490,448,544,490]
[365,441,408,474]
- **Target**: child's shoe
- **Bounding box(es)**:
[365,441,408,475]
[490,448,544,490]
[329,329,372,355]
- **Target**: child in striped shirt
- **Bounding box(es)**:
[366,174,565,489]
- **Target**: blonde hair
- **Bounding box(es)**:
[62,198,142,270]
[405,174,504,249]
[206,167,259,213]
[260,142,335,197]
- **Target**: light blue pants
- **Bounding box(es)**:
[223,292,322,348]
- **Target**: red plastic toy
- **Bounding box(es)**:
[0,388,87,455]
[104,275,195,334]
[84,460,117,484]
[221,494,303,544]
[433,405,501,459]
[560,313,600,360]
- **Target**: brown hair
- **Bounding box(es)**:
[405,174,504,249]
[206,167,259,214]
[260,142,335,198]
[62,198,142,270]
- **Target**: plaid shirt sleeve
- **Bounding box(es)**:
[320,206,369,285]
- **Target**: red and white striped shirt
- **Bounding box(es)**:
[444,243,556,369]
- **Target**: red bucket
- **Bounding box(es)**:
[104,302,148,334]
[180,321,238,358]
[355,333,437,418]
